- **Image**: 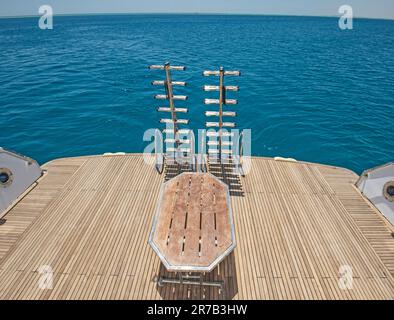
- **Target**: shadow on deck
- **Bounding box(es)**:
[154,252,238,300]
[208,162,244,197]
[163,160,245,197]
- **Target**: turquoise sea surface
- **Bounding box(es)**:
[0,14,393,173]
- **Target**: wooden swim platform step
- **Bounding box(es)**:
[0,154,393,300]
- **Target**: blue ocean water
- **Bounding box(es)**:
[0,14,393,173]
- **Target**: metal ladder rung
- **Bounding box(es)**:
[167,147,191,153]
[207,141,233,146]
[149,65,186,71]
[224,71,241,76]
[157,107,188,113]
[203,71,220,76]
[207,148,233,155]
[206,131,234,137]
[225,99,238,105]
[203,70,240,76]
[155,94,188,101]
[165,138,191,144]
[204,98,237,105]
[205,111,236,117]
[204,99,219,105]
[206,122,236,128]
[152,80,186,86]
[163,129,191,135]
[160,119,189,125]
[206,122,219,127]
[203,85,239,92]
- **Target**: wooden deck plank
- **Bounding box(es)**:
[0,155,393,299]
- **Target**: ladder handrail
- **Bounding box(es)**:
[163,62,178,140]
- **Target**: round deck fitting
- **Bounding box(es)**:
[0,168,13,187]
[383,181,394,202]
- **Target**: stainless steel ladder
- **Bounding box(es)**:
[149,63,195,173]
[203,67,240,161]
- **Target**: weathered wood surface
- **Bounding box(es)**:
[150,173,234,272]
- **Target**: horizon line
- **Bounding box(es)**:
[0,12,393,21]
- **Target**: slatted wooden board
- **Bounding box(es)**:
[0,154,393,299]
[150,173,235,272]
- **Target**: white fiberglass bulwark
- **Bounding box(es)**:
[357,162,394,226]
[0,148,42,216]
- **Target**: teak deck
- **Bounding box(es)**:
[0,154,393,300]
[149,172,235,272]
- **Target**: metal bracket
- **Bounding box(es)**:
[157,272,224,291]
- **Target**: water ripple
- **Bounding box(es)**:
[0,15,393,173]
